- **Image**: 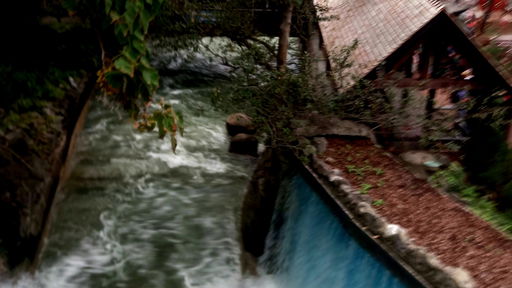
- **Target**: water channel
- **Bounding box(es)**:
[8,58,276,288]
[6,47,423,288]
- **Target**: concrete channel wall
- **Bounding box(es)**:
[0,77,95,274]
[309,153,475,288]
[31,90,94,272]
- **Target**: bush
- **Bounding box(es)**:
[462,118,512,208]
[430,163,512,234]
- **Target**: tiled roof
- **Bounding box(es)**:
[316,0,443,86]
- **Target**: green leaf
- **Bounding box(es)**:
[124,1,138,32]
[105,0,113,13]
[114,56,135,77]
[146,0,152,4]
[141,66,159,89]
[140,56,151,67]
[134,0,144,10]
[134,29,144,41]
[372,199,385,206]
[132,39,146,53]
[62,0,78,11]
[110,11,121,22]
[163,117,172,131]
[140,9,152,33]
[114,21,130,38]
[122,46,140,62]
[154,112,165,139]
[104,71,125,88]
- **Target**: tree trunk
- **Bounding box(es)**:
[507,123,512,148]
[277,2,294,72]
[425,88,436,121]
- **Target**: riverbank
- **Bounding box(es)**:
[0,75,94,273]
[319,137,512,288]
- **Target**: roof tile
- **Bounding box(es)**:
[316,0,443,86]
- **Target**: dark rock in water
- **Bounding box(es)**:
[229,133,258,157]
[226,113,255,136]
[240,148,291,275]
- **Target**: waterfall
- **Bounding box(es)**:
[261,172,423,288]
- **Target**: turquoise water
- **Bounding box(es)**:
[262,174,423,288]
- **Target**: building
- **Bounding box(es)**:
[315,0,512,145]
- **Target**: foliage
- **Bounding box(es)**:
[372,199,384,206]
[135,99,184,153]
[210,36,316,150]
[345,164,384,180]
[430,163,512,234]
[359,183,373,194]
[0,0,190,152]
[88,0,165,115]
[461,116,512,206]
[482,43,507,60]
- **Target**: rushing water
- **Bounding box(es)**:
[7,58,278,287]
[261,174,424,288]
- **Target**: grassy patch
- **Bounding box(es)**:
[372,199,384,206]
[430,163,512,235]
[359,183,373,194]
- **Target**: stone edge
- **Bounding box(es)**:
[309,154,476,288]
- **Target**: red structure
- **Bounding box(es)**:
[479,0,508,10]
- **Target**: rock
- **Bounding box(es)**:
[400,151,438,166]
[226,113,255,136]
[446,267,476,288]
[229,133,258,156]
[400,150,451,179]
[312,137,328,154]
[294,113,376,143]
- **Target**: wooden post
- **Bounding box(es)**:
[418,43,431,79]
[404,57,413,78]
[426,88,436,120]
[277,2,294,72]
[507,123,512,148]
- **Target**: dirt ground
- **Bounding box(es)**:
[320,138,512,288]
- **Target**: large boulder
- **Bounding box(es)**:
[226,113,255,136]
[293,113,376,143]
[229,133,258,157]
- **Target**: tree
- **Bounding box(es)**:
[277,2,295,71]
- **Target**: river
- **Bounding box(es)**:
[6,54,279,287]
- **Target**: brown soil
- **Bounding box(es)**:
[320,138,512,288]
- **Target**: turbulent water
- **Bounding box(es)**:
[5,44,423,288]
[6,60,278,287]
[262,175,423,288]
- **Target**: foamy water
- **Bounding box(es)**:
[3,75,275,287]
